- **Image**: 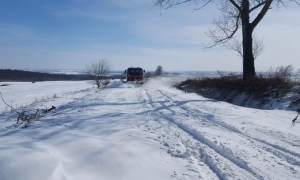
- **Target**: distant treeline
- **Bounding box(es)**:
[0,69,124,82]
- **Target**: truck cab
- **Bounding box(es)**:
[125,67,145,83]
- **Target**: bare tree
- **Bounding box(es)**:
[86,59,111,89]
[155,65,163,76]
[226,33,264,60]
[153,0,300,80]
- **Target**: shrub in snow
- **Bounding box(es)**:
[175,65,300,110]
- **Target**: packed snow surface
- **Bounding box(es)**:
[1,78,300,180]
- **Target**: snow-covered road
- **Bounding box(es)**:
[1,78,300,180]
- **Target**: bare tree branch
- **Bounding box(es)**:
[165,0,192,9]
[153,0,215,10]
[249,0,268,12]
[225,32,264,59]
[252,33,265,59]
[229,0,242,11]
[0,92,21,116]
[225,38,243,57]
[193,0,213,11]
[251,0,273,30]
[294,0,300,5]
[206,4,241,48]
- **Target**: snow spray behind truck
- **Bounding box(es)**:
[125,67,145,83]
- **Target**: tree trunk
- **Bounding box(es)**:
[241,0,255,80]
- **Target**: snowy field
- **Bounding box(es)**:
[1,78,300,180]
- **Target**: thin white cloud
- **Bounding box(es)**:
[136,22,211,46]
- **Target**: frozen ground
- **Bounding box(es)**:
[0,78,300,180]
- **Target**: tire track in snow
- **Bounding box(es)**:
[141,89,221,179]
[143,89,259,180]
[157,89,300,167]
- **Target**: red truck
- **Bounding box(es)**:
[125,67,145,83]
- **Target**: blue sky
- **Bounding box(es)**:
[0,0,300,72]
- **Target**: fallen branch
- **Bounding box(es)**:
[1,91,55,126]
[0,92,20,116]
[43,106,56,113]
[292,109,300,126]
